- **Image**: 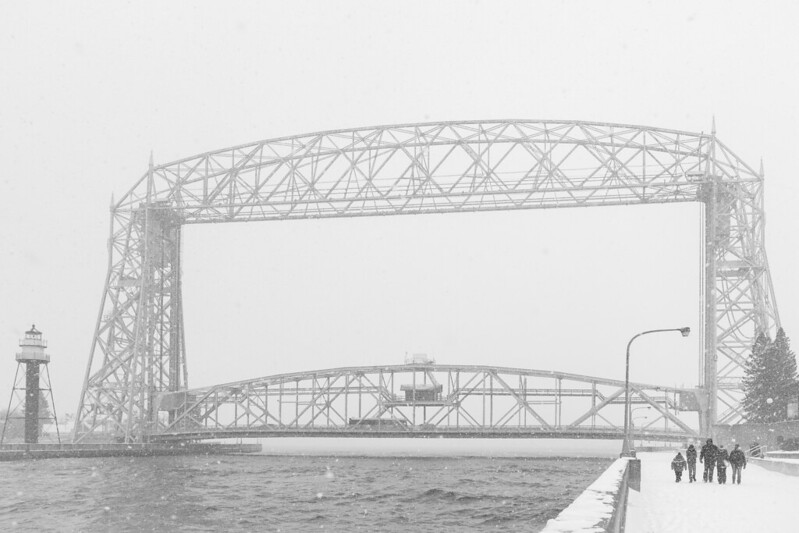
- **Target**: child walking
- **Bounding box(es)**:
[671,451,687,482]
[716,445,729,484]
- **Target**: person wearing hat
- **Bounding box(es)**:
[729,443,747,484]
[699,438,719,482]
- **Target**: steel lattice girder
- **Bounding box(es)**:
[73,120,778,442]
[148,365,700,441]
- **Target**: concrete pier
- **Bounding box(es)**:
[541,457,634,532]
[625,452,799,532]
[0,442,261,461]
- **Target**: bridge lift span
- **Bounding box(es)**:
[152,364,702,442]
[73,120,778,443]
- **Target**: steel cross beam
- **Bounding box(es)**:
[142,364,700,441]
[73,120,778,442]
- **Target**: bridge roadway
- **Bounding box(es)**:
[148,364,703,442]
[151,426,690,443]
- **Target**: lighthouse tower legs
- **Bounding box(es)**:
[1,325,60,445]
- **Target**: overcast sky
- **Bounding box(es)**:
[1,1,798,417]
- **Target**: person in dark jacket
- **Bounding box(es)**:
[686,444,697,482]
[716,445,729,484]
[729,443,747,484]
[700,438,719,482]
[671,452,687,482]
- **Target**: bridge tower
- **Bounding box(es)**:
[72,120,779,442]
[74,155,186,441]
[1,325,60,444]
[697,122,778,432]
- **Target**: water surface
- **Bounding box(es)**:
[1,454,610,531]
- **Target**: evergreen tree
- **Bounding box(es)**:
[742,329,799,422]
[742,333,770,421]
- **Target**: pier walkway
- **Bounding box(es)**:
[626,452,799,532]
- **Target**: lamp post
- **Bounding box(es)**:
[621,327,690,457]
[632,408,651,448]
[632,415,649,432]
[631,406,651,430]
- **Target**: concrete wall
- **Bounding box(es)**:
[714,420,799,451]
[541,458,633,533]
[750,457,799,476]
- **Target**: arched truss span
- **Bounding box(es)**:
[74,120,779,442]
[152,364,702,441]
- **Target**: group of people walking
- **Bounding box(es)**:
[670,439,747,484]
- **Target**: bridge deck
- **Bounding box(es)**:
[151,427,687,442]
[626,452,799,532]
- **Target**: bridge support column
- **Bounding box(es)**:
[138,204,185,435]
[74,197,186,443]
[700,157,779,429]
[702,180,718,436]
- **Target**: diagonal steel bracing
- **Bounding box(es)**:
[74,120,778,442]
[145,365,700,441]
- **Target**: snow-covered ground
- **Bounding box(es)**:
[626,452,799,532]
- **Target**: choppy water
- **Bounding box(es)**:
[0,454,609,532]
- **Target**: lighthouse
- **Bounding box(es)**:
[1,325,60,444]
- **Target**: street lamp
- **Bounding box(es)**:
[632,415,649,431]
[632,407,651,448]
[631,406,652,430]
[621,327,690,457]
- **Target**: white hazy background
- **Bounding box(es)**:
[1,1,797,418]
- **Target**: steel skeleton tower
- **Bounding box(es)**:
[73,120,780,443]
[2,325,60,444]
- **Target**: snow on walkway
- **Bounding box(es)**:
[626,452,799,532]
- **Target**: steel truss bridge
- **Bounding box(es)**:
[74,120,779,443]
[151,365,701,442]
